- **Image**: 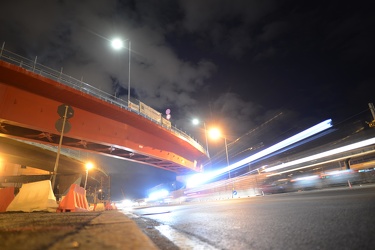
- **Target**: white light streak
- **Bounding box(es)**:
[267,149,375,177]
[211,119,332,176]
[264,137,375,173]
[291,175,319,182]
[187,119,332,187]
[148,189,169,200]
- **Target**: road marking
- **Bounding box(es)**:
[123,210,219,249]
[140,211,171,216]
[122,211,139,218]
[155,224,219,250]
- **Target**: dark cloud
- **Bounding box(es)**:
[258,21,290,42]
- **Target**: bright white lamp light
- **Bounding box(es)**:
[192,118,199,125]
[111,38,124,50]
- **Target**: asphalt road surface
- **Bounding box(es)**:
[130,185,375,250]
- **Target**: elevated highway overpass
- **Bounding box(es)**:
[0,47,209,175]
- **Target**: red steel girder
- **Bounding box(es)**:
[0,61,208,174]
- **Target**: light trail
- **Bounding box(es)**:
[187,119,332,187]
[266,149,375,177]
[264,137,375,173]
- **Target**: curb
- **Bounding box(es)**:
[48,211,159,250]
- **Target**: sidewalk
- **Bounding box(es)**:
[0,210,158,250]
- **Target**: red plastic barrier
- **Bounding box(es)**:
[0,187,15,212]
[57,184,89,212]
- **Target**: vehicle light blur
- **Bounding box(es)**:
[149,189,169,201]
[265,137,375,173]
[291,175,320,182]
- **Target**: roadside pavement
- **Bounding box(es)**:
[0,210,159,250]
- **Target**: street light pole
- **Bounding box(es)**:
[208,127,234,198]
[127,40,131,106]
[224,137,234,198]
[111,38,131,105]
[84,162,93,190]
[224,137,230,178]
[84,169,89,190]
[203,122,210,158]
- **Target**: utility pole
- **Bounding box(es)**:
[369,103,375,120]
[368,103,375,128]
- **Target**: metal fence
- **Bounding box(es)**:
[0,42,207,155]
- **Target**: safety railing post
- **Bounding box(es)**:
[59,67,63,81]
[0,42,4,58]
[33,56,37,72]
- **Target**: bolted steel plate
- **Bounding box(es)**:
[57,104,74,119]
[55,118,71,133]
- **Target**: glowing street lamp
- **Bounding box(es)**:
[111,37,131,105]
[192,118,210,158]
[84,162,94,190]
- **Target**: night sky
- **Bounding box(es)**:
[1,1,375,199]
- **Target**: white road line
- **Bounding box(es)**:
[155,225,219,250]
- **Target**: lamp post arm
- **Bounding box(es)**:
[224,137,234,198]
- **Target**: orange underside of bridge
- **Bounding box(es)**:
[0,61,208,174]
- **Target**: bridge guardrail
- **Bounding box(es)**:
[0,42,207,156]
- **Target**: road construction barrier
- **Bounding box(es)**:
[0,187,15,212]
[57,184,89,212]
[94,202,105,211]
[6,180,58,212]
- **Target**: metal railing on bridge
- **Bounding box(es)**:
[0,42,207,156]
